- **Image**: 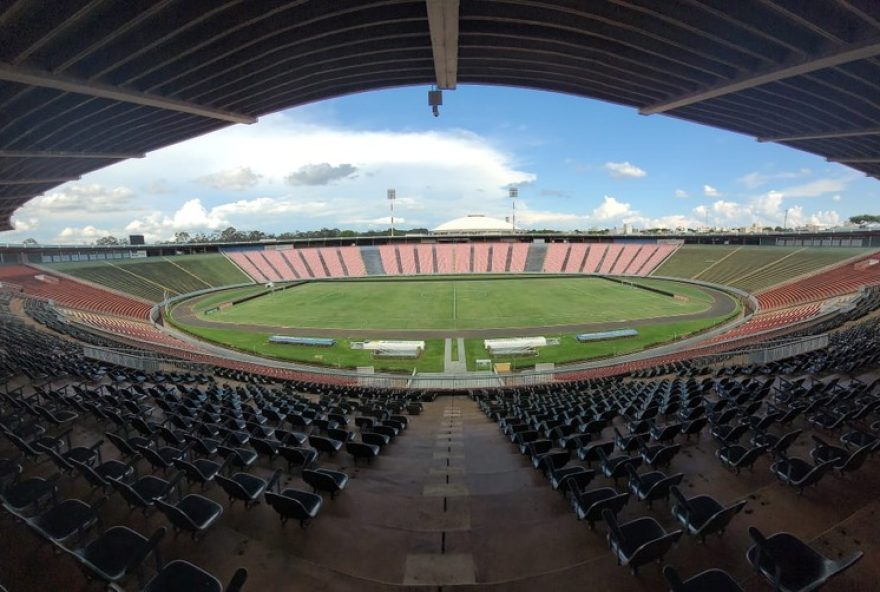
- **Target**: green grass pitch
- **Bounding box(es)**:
[204,277,714,330]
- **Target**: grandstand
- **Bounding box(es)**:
[654,245,871,292]
[49,254,250,302]
[5,1,880,590]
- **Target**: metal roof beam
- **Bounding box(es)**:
[0,176,79,185]
[426,0,459,89]
[0,149,145,159]
[758,126,880,142]
[0,62,257,124]
[640,38,880,115]
[828,156,880,163]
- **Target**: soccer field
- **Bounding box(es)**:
[204,276,715,331]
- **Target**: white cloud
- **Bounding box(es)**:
[703,184,721,197]
[515,209,583,227]
[28,184,135,213]
[12,217,38,232]
[604,161,646,178]
[125,199,231,242]
[56,225,113,243]
[286,163,357,186]
[832,194,841,202]
[778,177,850,198]
[751,190,784,217]
[358,216,406,226]
[738,168,811,189]
[196,167,261,191]
[675,189,688,198]
[591,195,635,221]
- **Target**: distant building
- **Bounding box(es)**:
[432,214,517,235]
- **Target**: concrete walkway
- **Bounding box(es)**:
[443,337,468,374]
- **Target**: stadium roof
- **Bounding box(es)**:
[432,214,515,234]
[2,1,880,231]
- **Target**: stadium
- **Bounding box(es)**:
[3,3,880,592]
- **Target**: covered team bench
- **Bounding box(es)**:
[269,336,336,347]
[576,329,638,343]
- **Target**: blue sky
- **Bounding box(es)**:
[6,85,876,243]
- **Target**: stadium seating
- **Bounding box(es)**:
[226,252,268,283]
[473,243,490,273]
[598,244,624,274]
[563,243,587,273]
[339,246,367,277]
[610,244,640,275]
[281,249,311,279]
[0,266,153,318]
[263,250,297,281]
[757,252,880,310]
[542,243,568,273]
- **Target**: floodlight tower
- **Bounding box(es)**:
[387,188,396,237]
[508,186,518,232]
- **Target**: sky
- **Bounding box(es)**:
[5,84,878,244]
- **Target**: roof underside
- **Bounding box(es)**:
[1,0,880,230]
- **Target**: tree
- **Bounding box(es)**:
[96,235,119,245]
[849,214,880,225]
[22,238,38,245]
[174,231,191,243]
[218,227,241,242]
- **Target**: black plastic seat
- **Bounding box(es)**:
[216,469,281,508]
[548,466,595,493]
[533,449,571,474]
[302,468,348,499]
[680,417,708,439]
[614,428,648,452]
[839,421,880,450]
[72,526,165,585]
[571,485,629,529]
[810,436,872,476]
[138,441,190,473]
[603,509,682,575]
[577,440,615,465]
[751,429,801,458]
[649,422,682,444]
[597,448,643,484]
[1,473,59,515]
[106,432,150,459]
[639,443,681,469]
[183,434,220,457]
[28,497,105,544]
[360,432,389,449]
[663,566,743,592]
[265,488,323,527]
[717,443,768,473]
[309,435,343,456]
[279,446,318,471]
[346,441,380,463]
[217,445,258,470]
[626,465,683,508]
[110,471,183,514]
[250,437,281,461]
[747,526,862,592]
[155,494,223,539]
[141,561,247,592]
[172,458,224,489]
[770,456,836,494]
[670,486,746,543]
[73,457,138,492]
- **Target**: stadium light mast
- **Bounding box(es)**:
[387,188,396,237]
[508,186,518,232]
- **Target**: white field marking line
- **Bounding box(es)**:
[452,281,457,321]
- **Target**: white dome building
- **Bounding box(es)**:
[431,214,518,235]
